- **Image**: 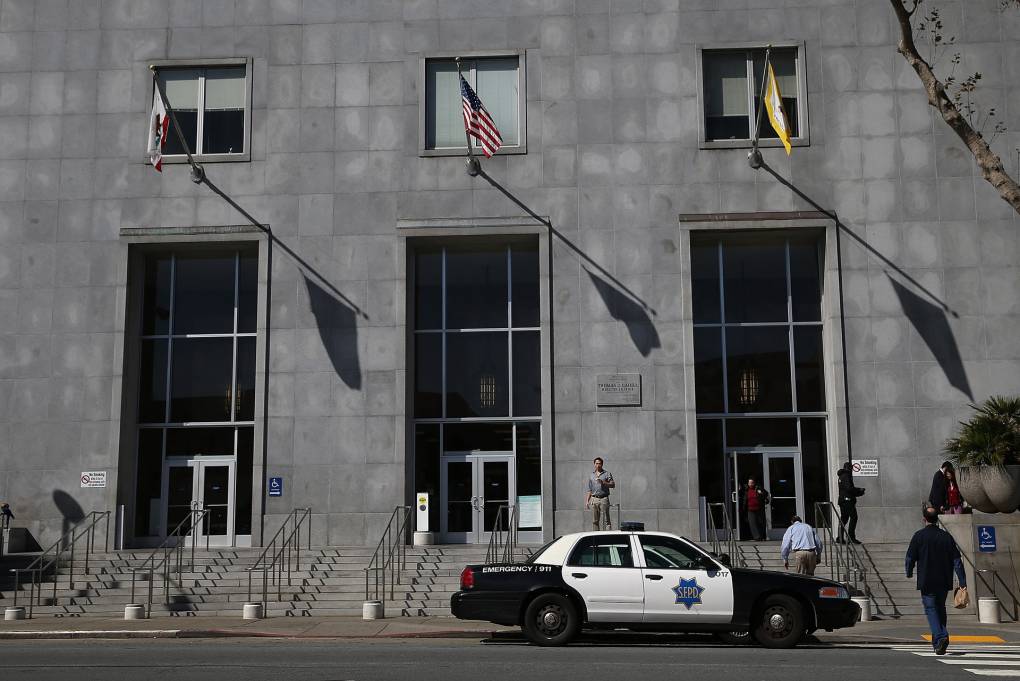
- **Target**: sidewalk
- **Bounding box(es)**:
[1,613,1019,643]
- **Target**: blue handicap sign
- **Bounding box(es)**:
[978,525,996,552]
[268,477,283,497]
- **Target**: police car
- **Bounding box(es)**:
[450,525,860,647]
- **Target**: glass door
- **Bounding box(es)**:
[163,457,236,547]
[728,450,803,541]
[440,452,516,544]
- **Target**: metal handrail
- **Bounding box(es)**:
[246,508,312,612]
[9,510,110,618]
[813,501,867,594]
[364,506,411,607]
[706,502,743,568]
[129,508,210,618]
[485,504,518,564]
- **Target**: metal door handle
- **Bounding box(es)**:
[645,574,663,581]
[572,573,588,579]
[731,491,737,503]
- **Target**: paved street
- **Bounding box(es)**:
[3,636,1019,681]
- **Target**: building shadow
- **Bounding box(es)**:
[888,275,972,400]
[585,269,661,358]
[303,275,362,391]
[52,490,85,550]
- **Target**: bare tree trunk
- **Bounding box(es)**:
[889,0,1020,215]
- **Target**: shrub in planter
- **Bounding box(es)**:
[945,396,1020,513]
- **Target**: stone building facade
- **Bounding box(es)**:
[0,0,1016,548]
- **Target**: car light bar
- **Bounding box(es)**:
[818,586,849,599]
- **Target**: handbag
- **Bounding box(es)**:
[953,586,970,609]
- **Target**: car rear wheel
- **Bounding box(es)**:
[752,595,804,649]
[522,593,580,646]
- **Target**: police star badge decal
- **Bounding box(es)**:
[671,576,705,609]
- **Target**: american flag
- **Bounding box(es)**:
[460,74,502,158]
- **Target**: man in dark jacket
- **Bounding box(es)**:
[929,461,951,511]
[905,507,967,655]
[738,477,770,541]
[837,462,865,544]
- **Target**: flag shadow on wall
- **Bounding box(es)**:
[304,275,362,391]
[888,275,972,400]
[585,269,661,358]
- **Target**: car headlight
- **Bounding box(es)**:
[819,586,849,599]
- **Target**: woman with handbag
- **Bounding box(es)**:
[944,464,964,514]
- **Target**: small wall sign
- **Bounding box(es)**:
[978,525,996,552]
[596,373,642,407]
[80,471,107,488]
[851,459,879,477]
[268,477,283,497]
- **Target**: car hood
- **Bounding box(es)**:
[730,566,846,589]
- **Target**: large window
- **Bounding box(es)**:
[412,241,542,534]
[422,54,526,155]
[134,249,257,539]
[700,46,806,148]
[153,60,251,161]
[691,233,828,531]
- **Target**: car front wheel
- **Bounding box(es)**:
[752,595,804,649]
[522,593,580,646]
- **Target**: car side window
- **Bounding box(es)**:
[567,535,635,568]
[639,536,709,570]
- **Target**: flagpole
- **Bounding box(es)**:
[748,45,771,169]
[149,65,205,184]
[456,57,480,176]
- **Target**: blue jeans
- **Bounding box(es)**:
[922,591,949,649]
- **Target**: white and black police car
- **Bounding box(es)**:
[451,523,860,647]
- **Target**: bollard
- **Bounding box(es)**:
[851,597,872,622]
[243,603,264,620]
[4,607,25,621]
[362,600,384,620]
[124,604,146,620]
[978,597,1001,624]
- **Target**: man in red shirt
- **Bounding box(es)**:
[738,477,770,541]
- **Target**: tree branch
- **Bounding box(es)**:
[889,0,1020,214]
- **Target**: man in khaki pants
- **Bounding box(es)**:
[780,515,822,575]
[585,457,615,530]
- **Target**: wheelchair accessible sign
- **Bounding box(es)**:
[978,525,996,552]
[268,477,283,497]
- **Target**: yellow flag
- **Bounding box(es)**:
[764,62,792,155]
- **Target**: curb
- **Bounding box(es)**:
[0,628,504,641]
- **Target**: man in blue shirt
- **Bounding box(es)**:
[905,506,967,655]
[780,515,823,575]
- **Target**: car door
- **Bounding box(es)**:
[637,534,734,623]
[561,534,644,622]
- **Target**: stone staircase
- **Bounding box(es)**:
[0,544,521,618]
[0,539,928,619]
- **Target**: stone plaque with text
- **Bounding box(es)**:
[596,373,642,406]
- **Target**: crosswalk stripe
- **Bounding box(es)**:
[938,661,1020,666]
[911,653,1020,659]
[923,635,1007,643]
[963,671,1020,677]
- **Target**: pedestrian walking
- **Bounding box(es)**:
[738,477,770,541]
[929,461,963,514]
[836,462,865,544]
[905,506,967,656]
[780,515,823,575]
[585,457,615,531]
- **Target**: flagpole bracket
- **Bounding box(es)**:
[190,163,206,184]
[465,157,480,177]
[747,149,764,169]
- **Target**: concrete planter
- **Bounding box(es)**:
[958,466,1020,513]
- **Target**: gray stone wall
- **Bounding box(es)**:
[0,0,1015,546]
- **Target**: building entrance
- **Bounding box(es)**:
[163,457,236,547]
[728,450,803,541]
[440,452,516,543]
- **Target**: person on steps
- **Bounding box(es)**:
[836,462,864,544]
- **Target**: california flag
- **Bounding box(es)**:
[148,88,169,171]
